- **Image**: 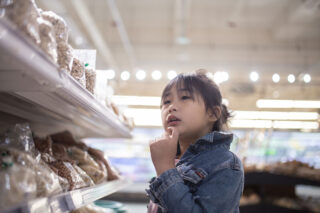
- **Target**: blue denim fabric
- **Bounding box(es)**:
[146,131,244,213]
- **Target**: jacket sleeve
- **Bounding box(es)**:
[146,167,243,213]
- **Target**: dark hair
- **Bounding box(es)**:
[161,70,232,131]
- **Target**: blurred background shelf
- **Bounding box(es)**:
[0,19,131,139]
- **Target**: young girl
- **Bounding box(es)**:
[146,71,244,213]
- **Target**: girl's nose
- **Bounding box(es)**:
[168,104,177,113]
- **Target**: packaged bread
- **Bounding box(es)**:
[73,164,94,187]
[88,147,120,181]
[0,147,62,197]
[79,164,106,184]
[0,164,37,210]
[37,17,57,63]
[52,143,73,162]
[0,123,37,156]
[51,131,88,151]
[50,160,86,191]
[71,58,86,87]
[67,146,99,167]
[35,160,62,197]
[85,68,96,94]
[40,10,69,43]
[34,136,53,156]
[57,42,73,73]
[5,0,41,45]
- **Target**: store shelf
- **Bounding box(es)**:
[1,179,130,213]
[0,18,131,139]
[245,171,320,186]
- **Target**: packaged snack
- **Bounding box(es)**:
[57,42,73,73]
[34,136,53,156]
[0,123,37,155]
[73,164,95,187]
[37,17,57,63]
[0,164,37,210]
[88,147,120,181]
[71,58,86,87]
[52,143,73,162]
[50,160,87,191]
[86,68,96,94]
[51,131,88,150]
[79,164,105,184]
[5,0,41,45]
[67,146,99,168]
[40,10,68,43]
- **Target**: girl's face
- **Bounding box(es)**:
[161,84,217,141]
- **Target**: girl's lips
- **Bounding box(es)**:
[168,120,180,126]
[167,114,181,125]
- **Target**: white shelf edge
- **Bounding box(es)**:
[0,179,131,213]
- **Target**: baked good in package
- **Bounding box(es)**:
[86,68,96,94]
[41,10,73,73]
[5,0,41,45]
[71,58,86,87]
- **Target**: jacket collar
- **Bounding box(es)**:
[196,131,233,146]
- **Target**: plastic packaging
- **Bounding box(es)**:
[0,147,62,197]
[73,164,95,187]
[50,160,86,190]
[0,164,37,210]
[52,143,73,162]
[34,136,53,156]
[40,10,73,73]
[88,147,120,181]
[40,10,68,43]
[57,42,74,73]
[5,0,41,45]
[71,58,86,88]
[67,146,99,168]
[37,17,58,63]
[51,131,88,151]
[36,160,62,197]
[86,68,96,94]
[79,164,106,184]
[0,123,36,154]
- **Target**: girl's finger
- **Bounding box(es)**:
[168,127,179,141]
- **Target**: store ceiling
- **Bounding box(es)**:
[36,0,320,111]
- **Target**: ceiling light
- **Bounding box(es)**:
[272,73,280,83]
[288,74,295,83]
[256,99,320,109]
[303,74,311,83]
[234,111,318,121]
[250,71,259,82]
[167,70,177,80]
[120,71,130,81]
[214,71,229,84]
[206,72,214,80]
[152,70,162,80]
[106,69,115,80]
[136,70,146,80]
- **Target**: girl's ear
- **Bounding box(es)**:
[208,106,221,122]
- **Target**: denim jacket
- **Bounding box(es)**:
[146,131,244,213]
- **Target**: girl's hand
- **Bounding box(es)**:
[149,127,179,176]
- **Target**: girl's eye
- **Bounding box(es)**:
[163,100,171,105]
[182,96,190,100]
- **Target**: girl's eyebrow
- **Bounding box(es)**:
[163,92,172,98]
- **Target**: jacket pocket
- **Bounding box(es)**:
[177,164,208,185]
